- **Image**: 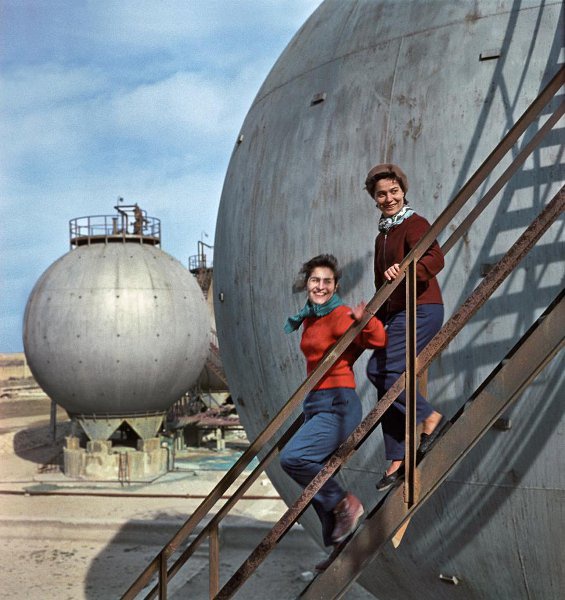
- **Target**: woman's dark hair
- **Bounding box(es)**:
[299,254,341,288]
[366,171,406,196]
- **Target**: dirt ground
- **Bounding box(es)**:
[0,379,375,600]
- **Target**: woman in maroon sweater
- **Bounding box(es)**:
[364,163,447,491]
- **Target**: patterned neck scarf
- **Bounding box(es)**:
[284,293,345,333]
[378,205,415,233]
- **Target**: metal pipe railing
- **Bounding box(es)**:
[69,212,161,248]
[139,416,303,600]
[121,65,563,600]
[302,286,565,599]
[404,261,419,508]
[217,186,564,599]
[212,67,564,599]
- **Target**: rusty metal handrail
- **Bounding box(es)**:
[218,186,564,599]
[141,417,304,600]
[212,67,564,599]
[121,65,563,599]
[302,284,565,599]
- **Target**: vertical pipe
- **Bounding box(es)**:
[405,261,418,507]
[159,552,168,600]
[50,398,57,443]
[209,525,220,599]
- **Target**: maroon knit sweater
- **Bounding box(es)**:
[374,213,444,319]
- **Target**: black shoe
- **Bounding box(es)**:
[314,543,343,572]
[375,466,404,491]
[417,416,448,457]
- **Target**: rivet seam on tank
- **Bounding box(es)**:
[479,48,501,61]
[310,92,326,106]
[439,574,460,585]
[493,417,512,431]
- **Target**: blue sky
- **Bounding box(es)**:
[0,0,322,352]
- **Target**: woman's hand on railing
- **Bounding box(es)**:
[351,301,367,323]
[384,263,402,281]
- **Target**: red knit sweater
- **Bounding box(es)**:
[374,213,444,319]
[300,305,387,390]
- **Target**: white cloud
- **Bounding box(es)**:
[110,72,234,139]
[0,64,109,114]
[0,0,324,351]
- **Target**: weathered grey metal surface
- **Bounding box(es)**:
[213,1,564,599]
[23,242,210,420]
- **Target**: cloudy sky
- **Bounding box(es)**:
[0,0,322,352]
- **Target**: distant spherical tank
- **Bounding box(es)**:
[214,1,563,599]
[23,236,210,432]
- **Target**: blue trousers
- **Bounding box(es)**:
[280,388,362,546]
[366,304,444,461]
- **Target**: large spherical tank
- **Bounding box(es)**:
[213,1,564,598]
[23,242,210,418]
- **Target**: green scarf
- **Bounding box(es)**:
[284,293,345,333]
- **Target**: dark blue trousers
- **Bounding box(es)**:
[280,388,362,546]
[366,304,444,461]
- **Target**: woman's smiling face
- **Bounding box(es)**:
[374,177,405,217]
[306,266,337,305]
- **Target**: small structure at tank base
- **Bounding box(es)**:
[63,412,169,482]
[24,203,211,481]
[63,435,167,482]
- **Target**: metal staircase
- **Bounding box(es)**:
[299,288,564,599]
[206,332,229,389]
[121,66,564,600]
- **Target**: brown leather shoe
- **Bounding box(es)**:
[331,492,364,544]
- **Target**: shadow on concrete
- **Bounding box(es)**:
[85,513,359,600]
[12,421,70,466]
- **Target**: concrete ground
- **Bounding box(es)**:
[0,382,375,599]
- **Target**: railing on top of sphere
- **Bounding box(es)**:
[69,205,161,248]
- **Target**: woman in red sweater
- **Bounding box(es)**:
[280,254,387,570]
[364,163,446,492]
